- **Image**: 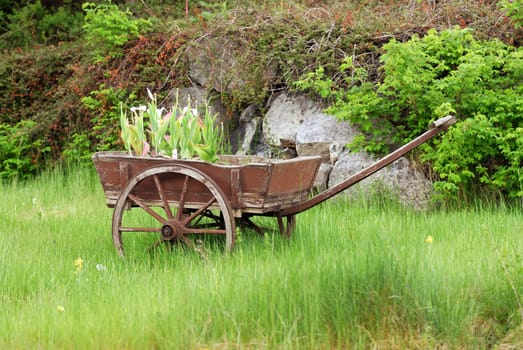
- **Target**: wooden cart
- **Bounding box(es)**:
[93,116,456,256]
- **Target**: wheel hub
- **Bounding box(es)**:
[160,220,184,241]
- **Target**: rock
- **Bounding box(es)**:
[328,150,433,209]
[296,113,356,162]
[328,142,342,164]
[187,37,237,92]
[175,85,207,106]
[236,105,262,155]
[313,163,333,192]
[236,117,261,155]
[263,92,356,160]
[169,84,434,208]
[263,93,311,148]
[187,35,277,95]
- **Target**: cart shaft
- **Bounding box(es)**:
[280,115,456,216]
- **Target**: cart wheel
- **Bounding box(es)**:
[112,165,235,256]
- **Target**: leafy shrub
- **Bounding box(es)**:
[297,27,523,200]
[499,0,523,28]
[0,40,96,176]
[0,121,50,179]
[82,1,152,62]
[1,0,521,185]
[81,84,137,153]
[38,5,84,43]
[62,133,93,166]
[0,1,83,49]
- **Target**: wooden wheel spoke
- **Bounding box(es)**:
[178,234,195,249]
[178,235,209,262]
[188,210,222,228]
[176,175,190,220]
[184,228,227,235]
[153,174,173,220]
[181,197,216,226]
[128,193,165,223]
[119,227,161,233]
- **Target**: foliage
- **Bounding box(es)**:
[0,120,49,179]
[0,24,188,176]
[120,90,224,162]
[82,1,152,62]
[0,1,83,49]
[0,41,97,176]
[0,0,522,202]
[81,84,137,153]
[61,133,93,166]
[429,111,523,200]
[499,0,523,28]
[191,12,360,111]
[119,104,148,156]
[297,27,523,200]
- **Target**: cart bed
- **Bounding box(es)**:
[92,151,322,217]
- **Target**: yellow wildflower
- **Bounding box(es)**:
[57,305,65,312]
[74,257,84,272]
[425,235,433,244]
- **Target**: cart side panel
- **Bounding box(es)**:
[131,171,217,206]
[92,152,273,209]
[170,161,270,209]
[93,153,231,208]
[93,152,322,212]
[264,156,322,205]
[237,165,272,208]
[92,152,125,206]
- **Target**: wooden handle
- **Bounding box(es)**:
[431,115,456,129]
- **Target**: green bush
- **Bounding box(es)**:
[0,1,83,49]
[499,0,523,28]
[82,1,152,62]
[297,27,523,200]
[81,84,137,153]
[61,84,138,167]
[0,120,50,179]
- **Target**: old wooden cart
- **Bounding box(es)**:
[93,116,456,256]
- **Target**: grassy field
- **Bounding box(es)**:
[1,167,523,349]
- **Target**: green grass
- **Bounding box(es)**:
[1,167,523,349]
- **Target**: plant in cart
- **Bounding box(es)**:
[145,89,170,157]
[119,90,224,162]
[120,104,149,157]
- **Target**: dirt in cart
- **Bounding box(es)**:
[216,155,269,165]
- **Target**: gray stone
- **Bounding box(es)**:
[263,92,356,157]
[263,93,312,148]
[328,150,433,209]
[168,73,435,208]
[187,37,236,92]
[187,36,276,95]
[313,163,333,192]
[236,114,261,156]
[296,113,356,162]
